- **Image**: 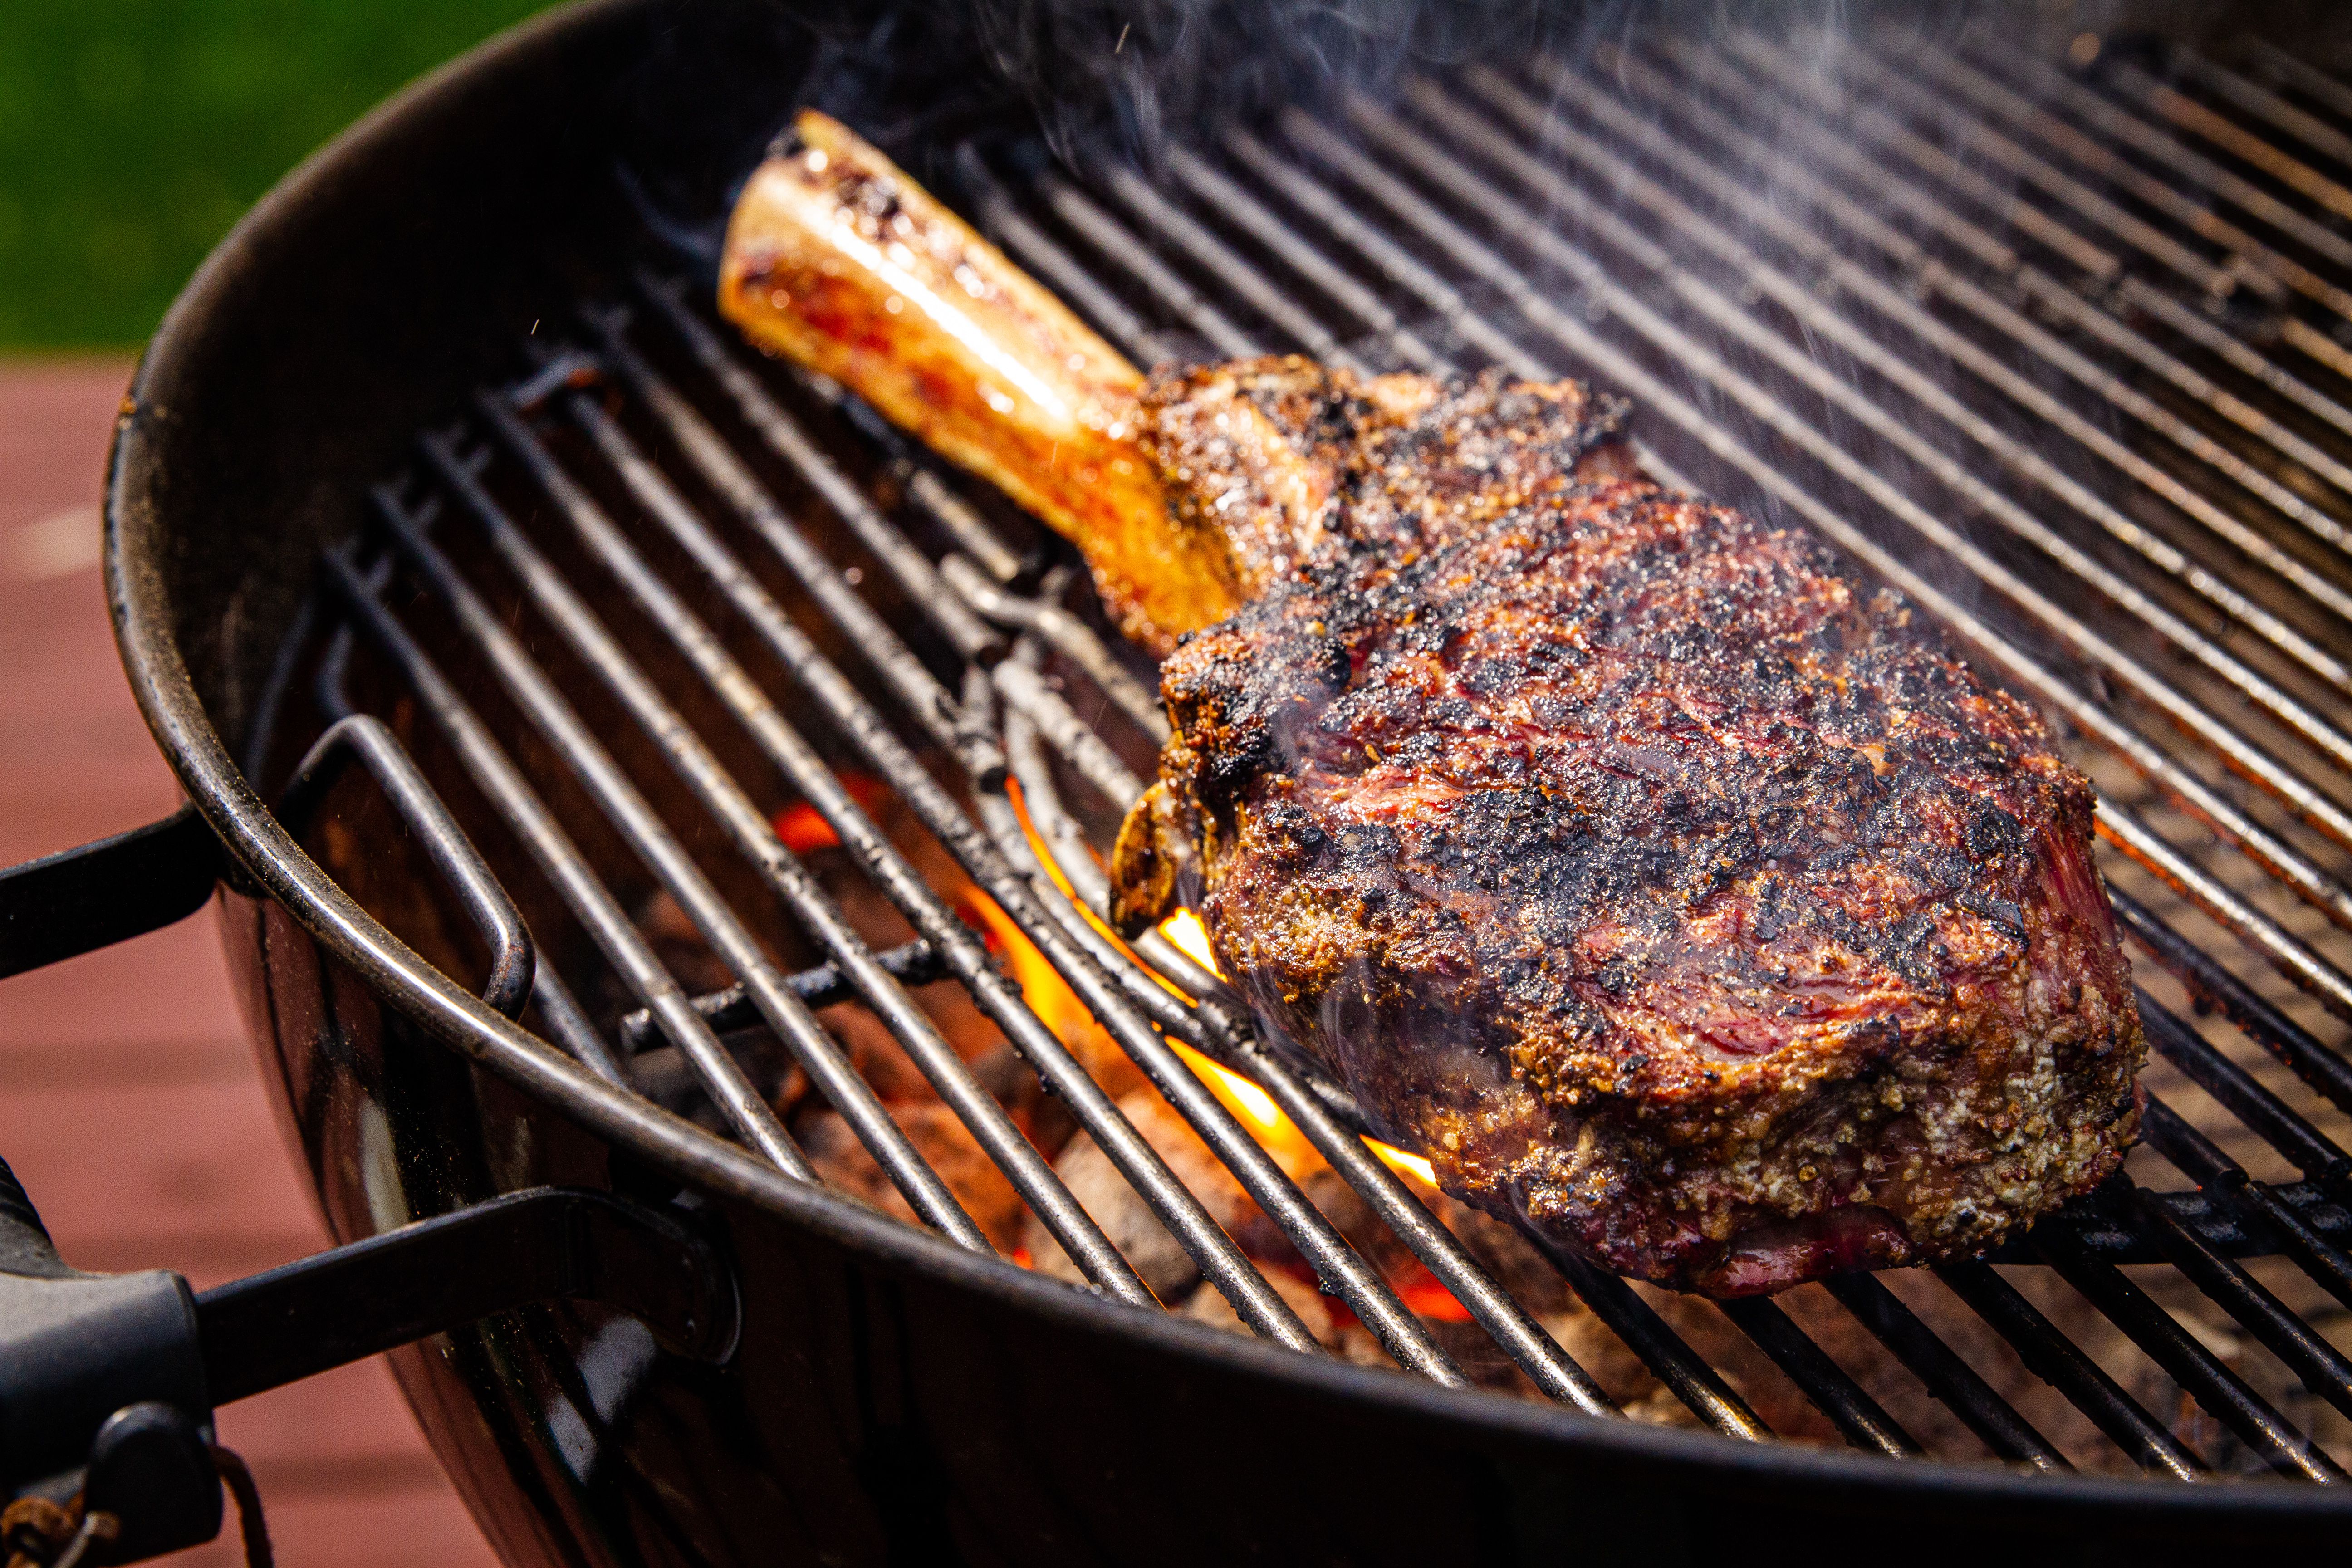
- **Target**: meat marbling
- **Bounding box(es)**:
[721,111,2144,1296]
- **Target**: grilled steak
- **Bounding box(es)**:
[1111,360,2143,1294]
[722,113,2145,1296]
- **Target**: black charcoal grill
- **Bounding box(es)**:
[7,0,2352,1560]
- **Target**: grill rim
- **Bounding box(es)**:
[90,0,2352,1522]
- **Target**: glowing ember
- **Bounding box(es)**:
[771,774,894,854]
[1395,1278,1473,1323]
[1156,908,1223,977]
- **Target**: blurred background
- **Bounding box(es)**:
[3,0,554,346]
[2,4,552,1562]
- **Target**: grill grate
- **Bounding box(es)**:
[309,23,2352,1479]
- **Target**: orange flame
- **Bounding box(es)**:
[1158,908,1222,977]
[992,784,1456,1309]
[962,877,1104,1053]
[1154,911,1436,1187]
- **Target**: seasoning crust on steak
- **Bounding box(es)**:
[721,112,2146,1298]
[1113,363,2143,1294]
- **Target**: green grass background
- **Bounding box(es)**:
[0,0,559,348]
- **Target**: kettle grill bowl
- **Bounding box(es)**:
[99,0,2352,1558]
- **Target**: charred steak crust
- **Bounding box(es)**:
[1113,362,2143,1297]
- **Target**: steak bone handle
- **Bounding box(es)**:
[719,109,1241,652]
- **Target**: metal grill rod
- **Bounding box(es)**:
[609,287,1473,1376]
[1846,41,2235,294]
[1592,45,2352,874]
[324,532,813,1176]
[1738,34,2352,584]
[1935,1262,2205,1480]
[2126,952,2352,1321]
[677,362,1003,664]
[2100,808,2352,1028]
[1286,99,2352,1026]
[588,303,1331,1350]
[468,388,1156,1302]
[2113,274,2352,451]
[1990,49,2352,325]
[1426,69,2352,753]
[616,938,948,1054]
[1895,39,2352,432]
[2145,1100,2352,1382]
[1164,146,1446,372]
[1222,131,1547,382]
[989,652,1146,808]
[315,573,629,1093]
[2139,1030,2352,1313]
[1682,30,2352,524]
[1469,60,2352,927]
[1819,1274,2069,1470]
[998,135,2000,1459]
[1522,54,2352,646]
[1213,101,2352,1476]
[906,466,1026,585]
[2178,46,2352,174]
[2238,37,2352,128]
[2035,1221,2344,1483]
[1898,39,2308,306]
[1715,1297,1922,1457]
[955,152,1181,368]
[1096,164,1372,374]
[2110,55,2352,228]
[1712,38,2123,281]
[2127,1107,2352,1420]
[2135,985,2352,1215]
[2117,892,2352,1127]
[1037,174,1261,358]
[396,444,995,1247]
[941,557,1166,741]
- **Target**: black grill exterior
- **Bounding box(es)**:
[59,0,2352,1558]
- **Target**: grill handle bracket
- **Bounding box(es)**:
[0,1155,210,1500]
[0,807,223,980]
[0,713,532,1029]
[195,1186,740,1405]
[0,1169,736,1563]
